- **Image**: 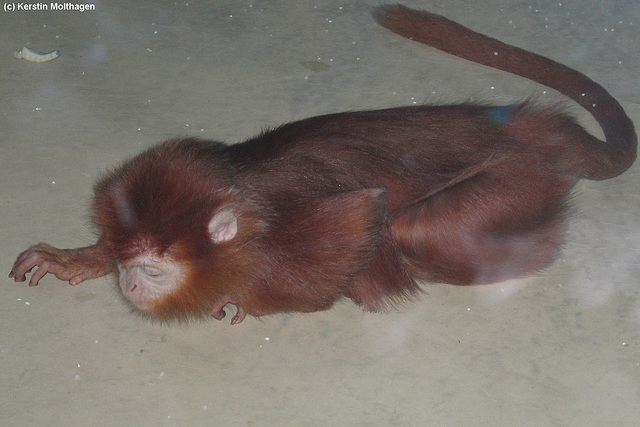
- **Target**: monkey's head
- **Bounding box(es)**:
[91,139,263,322]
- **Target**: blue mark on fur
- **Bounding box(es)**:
[486,105,518,125]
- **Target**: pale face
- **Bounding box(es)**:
[117,253,184,310]
[115,207,238,312]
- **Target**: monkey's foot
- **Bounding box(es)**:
[211,299,247,325]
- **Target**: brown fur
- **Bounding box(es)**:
[10,5,636,323]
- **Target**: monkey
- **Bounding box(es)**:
[9,5,636,324]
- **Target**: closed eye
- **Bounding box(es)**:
[143,266,163,277]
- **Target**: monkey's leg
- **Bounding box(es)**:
[9,242,113,286]
[392,165,572,285]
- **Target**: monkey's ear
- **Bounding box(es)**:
[208,208,238,243]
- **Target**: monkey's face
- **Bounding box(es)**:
[116,253,184,312]
[110,206,242,320]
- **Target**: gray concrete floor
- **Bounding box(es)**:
[1,1,639,425]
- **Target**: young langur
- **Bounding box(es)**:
[10,5,636,324]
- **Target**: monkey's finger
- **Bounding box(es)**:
[9,271,25,282]
[12,249,34,267]
[12,244,49,267]
[9,260,37,282]
[68,272,91,286]
[211,309,226,320]
[230,306,247,325]
[230,314,245,325]
[8,267,21,280]
[28,265,49,287]
[69,275,83,286]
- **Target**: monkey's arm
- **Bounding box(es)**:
[9,242,114,287]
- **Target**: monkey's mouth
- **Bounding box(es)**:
[119,291,155,311]
[117,280,163,312]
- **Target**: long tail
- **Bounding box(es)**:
[374,4,636,178]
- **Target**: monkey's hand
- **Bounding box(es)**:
[9,243,113,287]
[211,298,247,325]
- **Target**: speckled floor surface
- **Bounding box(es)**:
[1,1,639,425]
